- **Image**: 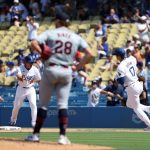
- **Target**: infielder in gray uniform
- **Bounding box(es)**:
[25,14,93,144]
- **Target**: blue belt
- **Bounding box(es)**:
[18,85,32,89]
[23,87,30,89]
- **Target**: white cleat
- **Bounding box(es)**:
[25,134,40,142]
[58,135,71,145]
[144,127,150,131]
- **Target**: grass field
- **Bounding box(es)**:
[0,129,150,150]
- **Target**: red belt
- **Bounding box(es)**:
[49,63,69,68]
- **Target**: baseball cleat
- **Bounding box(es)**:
[9,121,16,126]
[58,135,71,145]
[144,126,150,131]
[25,134,40,142]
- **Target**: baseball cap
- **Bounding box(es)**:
[112,48,125,58]
[14,0,19,3]
[6,61,14,66]
[91,80,97,85]
[24,55,34,64]
[141,16,147,20]
[55,13,70,22]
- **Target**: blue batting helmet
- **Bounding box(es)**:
[113,48,125,58]
[24,55,34,64]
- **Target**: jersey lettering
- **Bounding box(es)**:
[55,40,72,55]
[23,75,34,81]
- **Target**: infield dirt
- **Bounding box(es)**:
[1,128,143,150]
[0,138,113,150]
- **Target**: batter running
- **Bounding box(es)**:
[113,48,150,131]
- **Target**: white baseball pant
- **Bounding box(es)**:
[10,86,37,127]
[126,81,150,127]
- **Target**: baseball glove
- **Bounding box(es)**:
[39,44,52,60]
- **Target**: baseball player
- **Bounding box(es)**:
[9,55,41,127]
[0,96,4,102]
[87,80,114,107]
[113,48,150,131]
[25,14,93,144]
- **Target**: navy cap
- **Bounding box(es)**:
[18,48,24,51]
[6,61,14,66]
[113,48,125,58]
[24,55,34,64]
[55,13,70,22]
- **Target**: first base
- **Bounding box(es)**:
[0,126,21,131]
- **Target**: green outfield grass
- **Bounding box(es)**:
[0,130,150,150]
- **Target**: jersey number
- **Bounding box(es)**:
[129,66,135,76]
[55,40,72,55]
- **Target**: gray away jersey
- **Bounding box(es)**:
[36,27,89,66]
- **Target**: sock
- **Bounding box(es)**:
[33,107,47,134]
[58,109,68,135]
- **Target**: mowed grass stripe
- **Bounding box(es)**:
[1,132,150,140]
[0,131,150,150]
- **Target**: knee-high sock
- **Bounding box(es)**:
[33,107,47,134]
[58,109,68,135]
[134,107,150,127]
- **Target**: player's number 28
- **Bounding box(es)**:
[55,40,72,54]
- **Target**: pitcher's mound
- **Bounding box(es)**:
[0,138,113,150]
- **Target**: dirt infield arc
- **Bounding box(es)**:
[0,138,113,150]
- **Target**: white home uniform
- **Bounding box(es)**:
[116,55,150,127]
[10,64,41,127]
[87,87,102,107]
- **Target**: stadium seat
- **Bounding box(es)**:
[0,73,5,85]
[4,76,17,86]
